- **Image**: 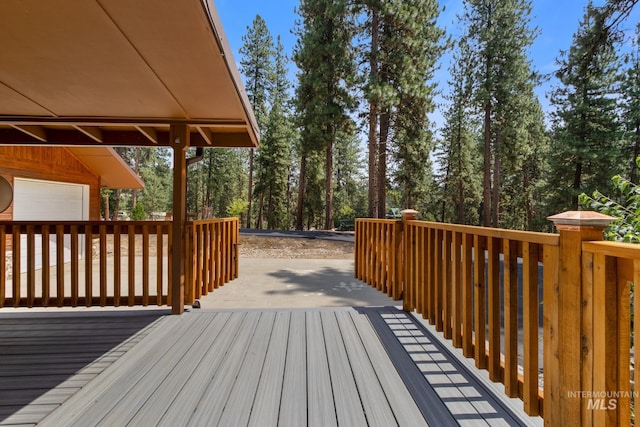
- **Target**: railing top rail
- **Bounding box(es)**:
[355,218,402,225]
[189,217,238,226]
[582,240,640,259]
[0,221,171,234]
[355,217,560,246]
[406,220,559,246]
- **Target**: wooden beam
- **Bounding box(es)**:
[196,126,213,145]
[0,116,246,127]
[171,124,189,315]
[135,126,159,144]
[73,125,103,143]
[10,125,47,142]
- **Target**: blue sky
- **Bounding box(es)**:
[215,0,639,126]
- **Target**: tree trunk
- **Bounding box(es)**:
[246,149,254,228]
[325,140,334,230]
[491,135,500,228]
[368,6,380,219]
[482,102,492,227]
[113,189,121,220]
[378,107,390,219]
[296,154,307,230]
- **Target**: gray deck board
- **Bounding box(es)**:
[187,311,261,426]
[248,311,290,427]
[1,307,542,427]
[217,311,276,426]
[156,312,242,427]
[306,310,338,427]
[322,311,367,427]
[279,310,307,427]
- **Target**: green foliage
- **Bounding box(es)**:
[226,198,249,219]
[130,203,147,221]
[547,3,624,213]
[460,0,546,228]
[293,0,357,229]
[579,158,640,242]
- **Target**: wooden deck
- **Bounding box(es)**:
[0,307,541,426]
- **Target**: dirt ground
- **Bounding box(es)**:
[239,235,354,259]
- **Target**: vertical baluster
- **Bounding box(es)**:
[504,239,519,397]
[70,225,79,306]
[26,224,35,308]
[474,235,487,369]
[114,224,121,306]
[128,225,135,306]
[84,224,93,307]
[41,225,50,307]
[56,225,64,307]
[99,224,107,306]
[434,229,443,331]
[487,236,501,381]
[451,231,462,348]
[142,224,150,306]
[12,225,20,307]
[443,230,452,339]
[156,224,163,306]
[523,242,539,415]
[462,233,473,358]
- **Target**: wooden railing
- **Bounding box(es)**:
[355,212,640,426]
[0,218,239,309]
[185,218,239,304]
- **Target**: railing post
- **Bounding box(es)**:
[401,209,418,312]
[547,211,615,427]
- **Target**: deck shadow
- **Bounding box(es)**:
[0,310,167,426]
[357,306,532,427]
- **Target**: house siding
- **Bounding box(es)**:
[0,146,100,220]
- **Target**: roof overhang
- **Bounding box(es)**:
[0,0,259,148]
[68,147,145,190]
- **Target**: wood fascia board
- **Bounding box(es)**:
[0,116,246,127]
[9,125,47,142]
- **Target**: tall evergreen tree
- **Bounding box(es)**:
[437,39,482,225]
[547,3,623,212]
[620,23,640,183]
[239,15,275,228]
[293,0,356,230]
[254,37,295,229]
[360,0,445,217]
[462,0,543,228]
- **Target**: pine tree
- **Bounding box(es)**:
[239,15,275,228]
[437,39,482,225]
[462,0,543,228]
[255,37,295,229]
[359,0,445,217]
[620,23,640,183]
[293,0,357,230]
[547,3,623,213]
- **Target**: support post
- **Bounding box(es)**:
[171,124,189,315]
[546,211,614,426]
[401,209,418,312]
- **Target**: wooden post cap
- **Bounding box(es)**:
[401,209,419,221]
[547,211,616,230]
